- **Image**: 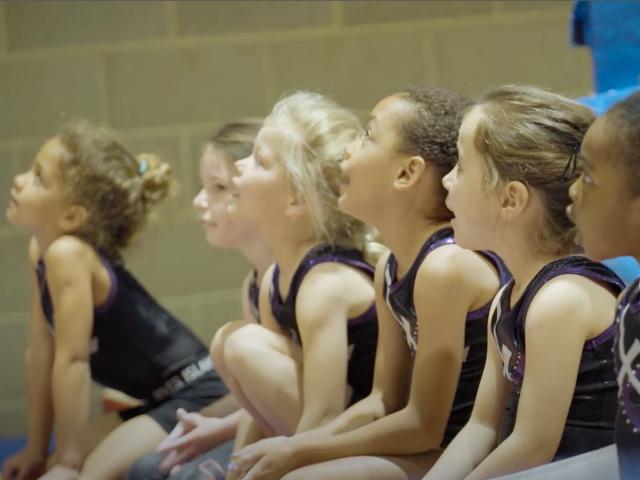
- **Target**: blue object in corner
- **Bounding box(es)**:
[572,1,640,93]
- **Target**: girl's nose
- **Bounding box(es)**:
[192,189,208,210]
[568,177,580,202]
[442,166,455,191]
[13,172,26,191]
[235,156,249,173]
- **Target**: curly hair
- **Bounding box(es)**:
[57,120,174,262]
[396,85,474,220]
[603,91,640,195]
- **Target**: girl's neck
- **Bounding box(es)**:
[34,230,65,258]
[377,214,450,278]
[498,245,567,306]
[237,236,273,284]
[258,220,320,293]
[272,237,320,300]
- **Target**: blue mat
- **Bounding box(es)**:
[0,436,27,466]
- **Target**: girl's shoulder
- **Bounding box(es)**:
[525,268,619,336]
[43,235,96,264]
[416,242,480,284]
[41,235,102,281]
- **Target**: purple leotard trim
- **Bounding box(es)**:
[95,258,118,314]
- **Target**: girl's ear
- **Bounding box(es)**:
[498,180,529,220]
[393,156,426,191]
[285,191,307,218]
[59,205,88,233]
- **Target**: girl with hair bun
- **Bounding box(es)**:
[3,121,228,480]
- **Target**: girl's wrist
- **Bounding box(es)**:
[57,447,83,471]
[287,438,313,469]
[25,440,49,460]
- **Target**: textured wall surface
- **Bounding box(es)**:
[0,0,591,435]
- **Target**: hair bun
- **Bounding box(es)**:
[137,153,174,208]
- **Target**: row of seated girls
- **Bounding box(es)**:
[1,83,639,480]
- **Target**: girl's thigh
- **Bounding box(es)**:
[81,414,167,480]
[282,450,441,480]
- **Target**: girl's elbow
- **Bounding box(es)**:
[415,423,446,452]
[405,410,447,452]
[511,429,561,464]
[53,351,90,370]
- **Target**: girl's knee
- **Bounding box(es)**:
[223,323,271,367]
[210,320,247,370]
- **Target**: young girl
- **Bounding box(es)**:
[425,85,625,480]
[2,121,228,480]
[126,120,273,480]
[227,86,511,480]
[210,91,379,471]
[568,91,640,479]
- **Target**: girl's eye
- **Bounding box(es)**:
[206,183,227,195]
[33,168,43,184]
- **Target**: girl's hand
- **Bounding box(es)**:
[226,437,295,480]
[236,445,299,480]
[157,409,229,473]
[37,465,79,480]
[2,448,46,480]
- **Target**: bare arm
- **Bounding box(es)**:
[25,238,55,460]
[44,237,95,469]
[424,293,509,480]
[293,262,375,433]
[239,271,259,324]
[288,251,411,441]
[466,275,617,479]
[289,246,486,464]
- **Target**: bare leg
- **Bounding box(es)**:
[210,322,278,436]
[83,412,123,457]
[222,324,303,436]
[209,320,251,382]
[233,412,266,452]
[80,414,166,480]
[39,413,122,472]
[282,451,442,480]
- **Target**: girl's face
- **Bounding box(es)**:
[338,95,413,224]
[192,144,253,248]
[231,126,294,227]
[568,117,639,260]
[442,108,501,251]
[7,137,72,236]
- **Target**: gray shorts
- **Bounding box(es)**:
[126,440,234,480]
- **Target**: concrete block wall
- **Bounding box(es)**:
[0,0,591,435]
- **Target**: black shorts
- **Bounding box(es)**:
[118,370,228,432]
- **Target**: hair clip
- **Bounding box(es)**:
[139,158,148,175]
[561,144,580,182]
